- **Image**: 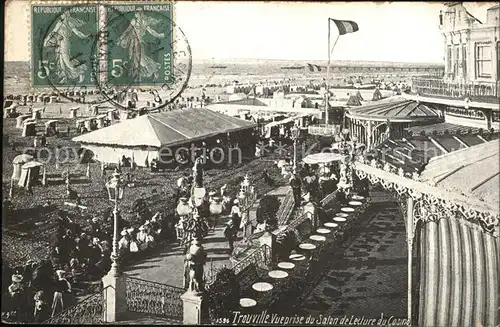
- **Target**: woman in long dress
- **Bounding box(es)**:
[43,11,90,84]
[115,11,165,81]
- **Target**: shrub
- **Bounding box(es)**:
[256,195,280,229]
[205,267,240,322]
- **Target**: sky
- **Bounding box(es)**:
[4,1,497,63]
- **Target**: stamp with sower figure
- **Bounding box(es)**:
[31,1,191,109]
[31,4,99,88]
[104,3,174,86]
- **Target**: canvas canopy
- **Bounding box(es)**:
[419,139,499,207]
[372,88,383,101]
[355,90,364,101]
[346,94,362,106]
[73,108,257,165]
[12,154,34,181]
[18,161,43,188]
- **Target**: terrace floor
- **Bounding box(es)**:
[297,190,410,321]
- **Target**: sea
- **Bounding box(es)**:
[4,59,443,94]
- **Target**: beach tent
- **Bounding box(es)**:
[247,86,257,97]
[12,154,34,182]
[22,122,37,137]
[16,114,31,129]
[355,89,364,102]
[372,88,383,101]
[18,161,43,188]
[346,94,362,106]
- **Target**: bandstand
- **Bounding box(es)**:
[345,98,443,150]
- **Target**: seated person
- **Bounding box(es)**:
[136,226,149,251]
[118,230,130,257]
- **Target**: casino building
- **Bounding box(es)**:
[343,3,499,326]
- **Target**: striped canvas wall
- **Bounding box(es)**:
[418,217,499,327]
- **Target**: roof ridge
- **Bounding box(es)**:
[148,113,192,139]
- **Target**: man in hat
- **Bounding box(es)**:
[230,199,242,234]
[290,172,302,208]
[51,270,72,317]
[223,220,237,255]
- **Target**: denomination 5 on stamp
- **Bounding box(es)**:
[31,4,99,88]
[104,3,174,87]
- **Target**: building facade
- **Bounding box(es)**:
[442,3,499,83]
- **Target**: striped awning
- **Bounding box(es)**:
[419,217,498,326]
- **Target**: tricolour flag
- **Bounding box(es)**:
[330,18,359,35]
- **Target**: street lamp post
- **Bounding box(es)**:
[105,169,125,277]
[102,168,126,323]
[291,123,301,173]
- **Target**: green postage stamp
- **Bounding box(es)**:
[31,2,174,89]
[31,4,99,88]
[104,3,174,87]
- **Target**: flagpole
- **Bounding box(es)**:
[326,20,340,129]
[326,18,330,127]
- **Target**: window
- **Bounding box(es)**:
[446,46,452,72]
[454,46,460,77]
[462,45,467,79]
[475,43,492,78]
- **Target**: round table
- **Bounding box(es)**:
[309,235,326,242]
[252,282,273,292]
[349,200,363,206]
[289,254,306,261]
[352,195,365,200]
[299,243,317,250]
[268,270,289,279]
[336,213,349,217]
[278,262,295,270]
[324,222,338,228]
[240,298,257,308]
[333,217,347,222]
[341,207,355,213]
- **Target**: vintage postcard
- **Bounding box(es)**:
[3,1,499,326]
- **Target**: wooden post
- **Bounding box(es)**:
[86,163,91,179]
[9,179,14,199]
[42,166,47,187]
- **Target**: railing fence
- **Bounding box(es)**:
[411,77,499,99]
[43,285,108,325]
[124,276,183,321]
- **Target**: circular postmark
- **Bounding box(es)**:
[35,3,192,110]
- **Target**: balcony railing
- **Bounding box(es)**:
[411,77,499,102]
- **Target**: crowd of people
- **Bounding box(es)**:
[2,210,110,323]
[1,198,176,324]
